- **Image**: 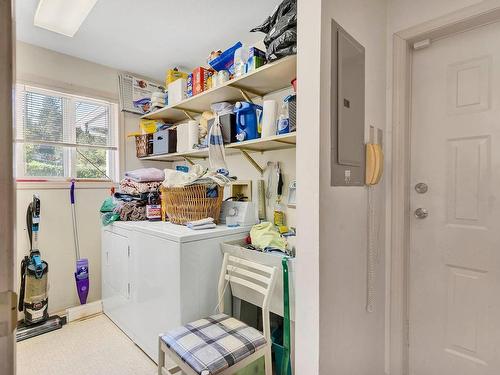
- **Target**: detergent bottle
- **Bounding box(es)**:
[234,101,263,142]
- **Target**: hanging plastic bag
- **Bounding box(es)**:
[250,0,297,61]
[208,114,229,175]
[267,27,297,60]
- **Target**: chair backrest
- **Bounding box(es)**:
[217,253,277,341]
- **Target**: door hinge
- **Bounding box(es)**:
[405,319,410,347]
[127,245,131,257]
[127,283,131,298]
[0,291,18,337]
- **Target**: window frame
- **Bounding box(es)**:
[15,84,119,182]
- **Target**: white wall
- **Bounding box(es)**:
[16,185,110,313]
[296,0,388,374]
[295,0,322,373]
[15,42,164,314]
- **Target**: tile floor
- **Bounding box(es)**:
[17,314,157,375]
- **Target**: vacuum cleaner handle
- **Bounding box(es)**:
[18,256,28,312]
[70,179,76,204]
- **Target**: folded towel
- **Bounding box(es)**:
[120,179,162,195]
[187,223,216,230]
[114,201,147,221]
[125,168,165,182]
[152,92,166,99]
[186,217,215,230]
[186,217,214,226]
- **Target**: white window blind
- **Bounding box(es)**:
[15,84,118,180]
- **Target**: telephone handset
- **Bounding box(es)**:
[365,143,383,185]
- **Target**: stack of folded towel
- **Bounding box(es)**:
[120,179,162,195]
[186,217,216,230]
[151,92,166,109]
[125,167,165,182]
[120,168,165,195]
[114,168,165,221]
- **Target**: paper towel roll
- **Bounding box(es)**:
[176,124,189,153]
[187,120,199,150]
[261,100,278,138]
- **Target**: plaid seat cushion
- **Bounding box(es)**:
[161,313,266,375]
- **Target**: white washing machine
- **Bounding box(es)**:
[101,221,251,361]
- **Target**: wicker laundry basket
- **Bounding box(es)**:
[161,184,224,225]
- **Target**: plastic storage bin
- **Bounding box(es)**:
[153,129,177,155]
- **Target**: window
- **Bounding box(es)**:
[15,84,118,180]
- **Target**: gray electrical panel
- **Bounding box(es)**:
[330,19,365,186]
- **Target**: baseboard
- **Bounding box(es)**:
[66,300,103,322]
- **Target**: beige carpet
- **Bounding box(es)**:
[17,314,157,375]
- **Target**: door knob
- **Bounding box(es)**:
[414,208,428,219]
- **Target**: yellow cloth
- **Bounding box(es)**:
[250,222,287,250]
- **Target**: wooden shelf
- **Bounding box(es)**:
[141,55,297,123]
[139,132,296,163]
[227,133,296,152]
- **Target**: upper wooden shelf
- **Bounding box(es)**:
[141,55,297,123]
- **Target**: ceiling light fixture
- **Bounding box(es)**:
[34,0,98,37]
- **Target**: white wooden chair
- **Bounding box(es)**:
[158,253,277,375]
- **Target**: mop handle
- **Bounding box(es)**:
[70,180,81,260]
[70,180,75,204]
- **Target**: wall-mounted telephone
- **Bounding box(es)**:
[365,143,383,185]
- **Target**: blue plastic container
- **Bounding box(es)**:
[234,101,263,142]
[208,42,242,74]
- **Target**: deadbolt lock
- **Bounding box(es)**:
[415,183,428,194]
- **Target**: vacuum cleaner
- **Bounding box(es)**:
[16,194,66,342]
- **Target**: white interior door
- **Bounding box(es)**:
[409,21,500,375]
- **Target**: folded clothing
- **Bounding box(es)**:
[187,223,216,230]
[152,92,166,100]
[163,164,206,188]
[125,168,165,183]
[152,100,165,108]
[114,192,149,202]
[115,201,146,221]
[162,165,231,188]
[186,217,215,230]
[120,179,162,195]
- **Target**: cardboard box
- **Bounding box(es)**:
[165,69,188,86]
[246,47,267,73]
[192,67,214,96]
[186,73,193,98]
[168,78,187,105]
